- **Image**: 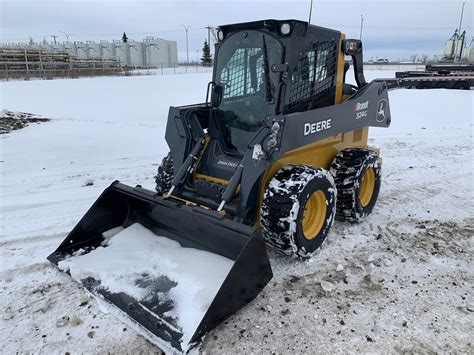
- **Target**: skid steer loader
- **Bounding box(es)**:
[48,19,391,353]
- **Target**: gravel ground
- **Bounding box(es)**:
[201,218,473,353]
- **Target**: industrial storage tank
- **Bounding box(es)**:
[114,41,129,66]
[144,37,173,68]
[0,36,177,69]
[167,41,178,66]
[128,41,145,68]
[468,47,474,63]
[51,43,66,53]
[75,42,89,58]
[41,43,51,51]
[87,41,102,59]
[64,42,77,56]
[38,43,55,53]
[22,42,39,50]
[444,40,454,57]
[101,41,115,59]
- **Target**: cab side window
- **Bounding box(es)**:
[286,41,337,113]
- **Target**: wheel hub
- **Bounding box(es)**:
[302,190,327,240]
[359,167,375,207]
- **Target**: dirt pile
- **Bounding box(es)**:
[0,110,49,134]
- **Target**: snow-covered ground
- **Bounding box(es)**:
[1,70,473,353]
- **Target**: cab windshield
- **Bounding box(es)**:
[214,30,283,155]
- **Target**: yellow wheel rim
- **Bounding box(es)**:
[302,190,327,240]
[359,168,375,207]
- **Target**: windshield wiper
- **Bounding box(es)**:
[262,35,273,103]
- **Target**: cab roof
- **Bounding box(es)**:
[218,19,340,38]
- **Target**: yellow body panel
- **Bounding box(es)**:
[335,34,346,105]
[261,129,368,185]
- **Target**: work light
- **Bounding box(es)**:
[217,29,224,41]
[280,23,292,36]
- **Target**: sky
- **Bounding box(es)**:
[1,0,472,61]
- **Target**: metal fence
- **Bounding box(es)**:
[0,48,124,80]
[133,63,213,76]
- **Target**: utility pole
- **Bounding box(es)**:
[360,14,364,40]
[180,24,190,65]
[59,31,73,42]
[454,3,466,62]
[205,25,212,58]
[50,35,58,44]
[308,0,314,24]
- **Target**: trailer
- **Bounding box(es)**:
[376,63,474,90]
[425,63,474,73]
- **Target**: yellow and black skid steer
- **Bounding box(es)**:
[48,19,391,353]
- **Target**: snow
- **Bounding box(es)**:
[0,73,210,242]
[1,70,473,353]
[58,223,233,350]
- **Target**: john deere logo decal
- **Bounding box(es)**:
[376,99,387,122]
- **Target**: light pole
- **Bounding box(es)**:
[180,24,190,65]
[359,15,364,41]
[59,31,73,42]
[458,2,466,33]
[454,2,466,62]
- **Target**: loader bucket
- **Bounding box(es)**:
[47,181,272,353]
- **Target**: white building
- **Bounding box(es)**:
[0,37,178,68]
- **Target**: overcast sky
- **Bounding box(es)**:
[1,0,472,60]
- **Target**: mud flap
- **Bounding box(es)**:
[47,181,273,353]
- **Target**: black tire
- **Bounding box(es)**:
[417,82,432,89]
[330,148,382,223]
[453,81,470,90]
[435,82,449,89]
[155,152,174,194]
[260,165,337,259]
